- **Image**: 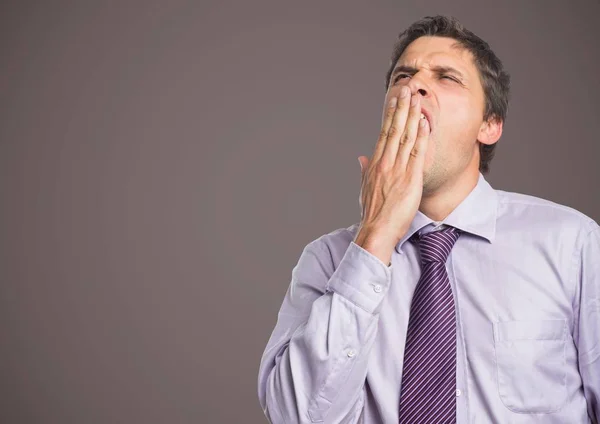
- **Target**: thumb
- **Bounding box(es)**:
[358,156,368,176]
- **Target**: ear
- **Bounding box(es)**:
[478,116,503,146]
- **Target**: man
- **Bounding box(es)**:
[257,15,599,424]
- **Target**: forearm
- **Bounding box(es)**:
[260,291,377,423]
[257,241,392,423]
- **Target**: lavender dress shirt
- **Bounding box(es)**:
[257,172,600,423]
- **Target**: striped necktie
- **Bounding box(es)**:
[398,226,462,424]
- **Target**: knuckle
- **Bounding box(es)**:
[387,126,399,139]
[378,128,389,141]
[386,107,396,119]
[374,160,389,173]
[400,132,411,146]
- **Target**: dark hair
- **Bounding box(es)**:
[384,15,511,174]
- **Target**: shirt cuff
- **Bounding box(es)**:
[325,241,392,314]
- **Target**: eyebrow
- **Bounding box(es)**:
[390,64,466,81]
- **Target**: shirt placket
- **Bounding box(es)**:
[448,248,470,423]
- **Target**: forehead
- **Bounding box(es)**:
[398,36,477,76]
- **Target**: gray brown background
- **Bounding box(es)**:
[1,0,599,423]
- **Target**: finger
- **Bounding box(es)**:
[394,93,422,171]
[381,87,413,165]
[371,95,399,164]
[372,87,410,164]
[404,114,430,176]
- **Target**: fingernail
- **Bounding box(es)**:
[389,97,397,107]
[401,87,409,98]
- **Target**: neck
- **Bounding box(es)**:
[419,167,480,222]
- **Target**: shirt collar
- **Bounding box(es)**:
[395,172,498,254]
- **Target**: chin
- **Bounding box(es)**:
[421,172,435,194]
[422,165,448,194]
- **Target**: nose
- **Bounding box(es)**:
[406,74,429,98]
[408,85,428,99]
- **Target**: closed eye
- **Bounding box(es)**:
[393,74,459,83]
[393,74,410,82]
[442,75,459,82]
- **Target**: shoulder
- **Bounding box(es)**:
[495,188,598,235]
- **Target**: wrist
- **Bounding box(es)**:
[353,227,396,266]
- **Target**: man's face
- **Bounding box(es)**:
[384,36,491,193]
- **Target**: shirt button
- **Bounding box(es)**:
[347,349,356,358]
[373,284,382,293]
[456,389,462,397]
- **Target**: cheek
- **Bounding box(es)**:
[425,136,436,163]
[440,103,480,139]
[443,105,468,128]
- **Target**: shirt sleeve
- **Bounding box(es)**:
[574,222,600,424]
[257,238,393,423]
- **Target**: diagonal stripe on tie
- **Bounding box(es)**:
[398,226,462,424]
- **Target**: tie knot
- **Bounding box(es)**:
[410,226,462,264]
